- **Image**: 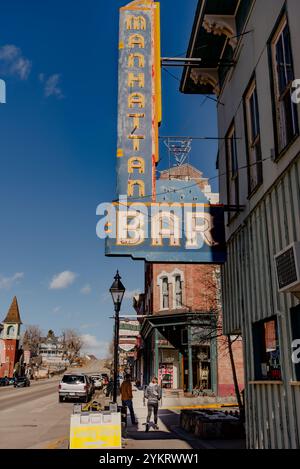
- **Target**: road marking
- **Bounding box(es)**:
[45,437,69,449]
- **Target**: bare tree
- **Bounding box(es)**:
[62,329,83,364]
[22,325,43,357]
[192,266,244,415]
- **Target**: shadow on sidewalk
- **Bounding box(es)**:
[125,409,185,441]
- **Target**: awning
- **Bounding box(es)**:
[141,311,215,351]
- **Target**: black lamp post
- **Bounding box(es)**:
[110,270,126,404]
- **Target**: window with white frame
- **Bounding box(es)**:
[162,277,169,309]
[270,15,298,154]
[226,124,239,221]
[244,80,263,194]
[174,275,183,308]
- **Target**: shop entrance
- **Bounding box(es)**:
[183,346,211,392]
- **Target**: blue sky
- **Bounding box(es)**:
[0,0,217,357]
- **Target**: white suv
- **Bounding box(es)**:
[58,373,93,403]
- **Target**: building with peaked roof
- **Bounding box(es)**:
[0,297,23,378]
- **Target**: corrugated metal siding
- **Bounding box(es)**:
[222,155,300,448]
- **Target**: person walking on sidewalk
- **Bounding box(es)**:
[120,374,137,425]
[144,376,162,431]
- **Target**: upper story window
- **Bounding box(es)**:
[174,275,183,308]
[244,80,263,195]
[226,124,239,223]
[7,326,15,337]
[162,277,169,309]
[270,15,298,155]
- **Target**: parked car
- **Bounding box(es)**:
[91,375,102,390]
[0,377,10,387]
[14,376,31,388]
[58,373,93,403]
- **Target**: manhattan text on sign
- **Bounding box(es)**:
[116,0,161,202]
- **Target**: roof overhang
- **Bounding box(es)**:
[180,0,253,95]
[141,311,215,341]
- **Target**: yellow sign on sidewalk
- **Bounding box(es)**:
[70,412,122,449]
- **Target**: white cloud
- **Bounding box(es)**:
[52,306,61,313]
[124,289,141,300]
[81,334,109,359]
[80,284,91,295]
[0,45,31,80]
[0,272,24,290]
[49,271,77,290]
[40,73,64,99]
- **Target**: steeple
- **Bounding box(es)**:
[2,297,22,325]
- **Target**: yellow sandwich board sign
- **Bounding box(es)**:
[69,412,122,449]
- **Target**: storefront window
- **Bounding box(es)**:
[159,364,174,389]
[253,317,282,380]
[291,305,300,381]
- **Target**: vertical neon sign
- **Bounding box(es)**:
[117,0,161,202]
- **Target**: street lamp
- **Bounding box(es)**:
[110,270,126,404]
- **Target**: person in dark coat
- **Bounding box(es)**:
[120,374,137,425]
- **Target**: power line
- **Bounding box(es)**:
[159,135,241,141]
[170,30,254,59]
[112,155,272,208]
[162,67,222,105]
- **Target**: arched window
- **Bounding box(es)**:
[162,278,169,309]
[175,275,183,308]
[7,326,15,337]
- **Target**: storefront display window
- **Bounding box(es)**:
[253,317,282,380]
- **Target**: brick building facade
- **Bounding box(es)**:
[135,262,244,396]
[133,165,244,396]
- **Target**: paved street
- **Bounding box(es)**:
[0,363,103,449]
[0,378,72,449]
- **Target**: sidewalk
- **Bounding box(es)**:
[123,389,191,450]
[123,388,245,450]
